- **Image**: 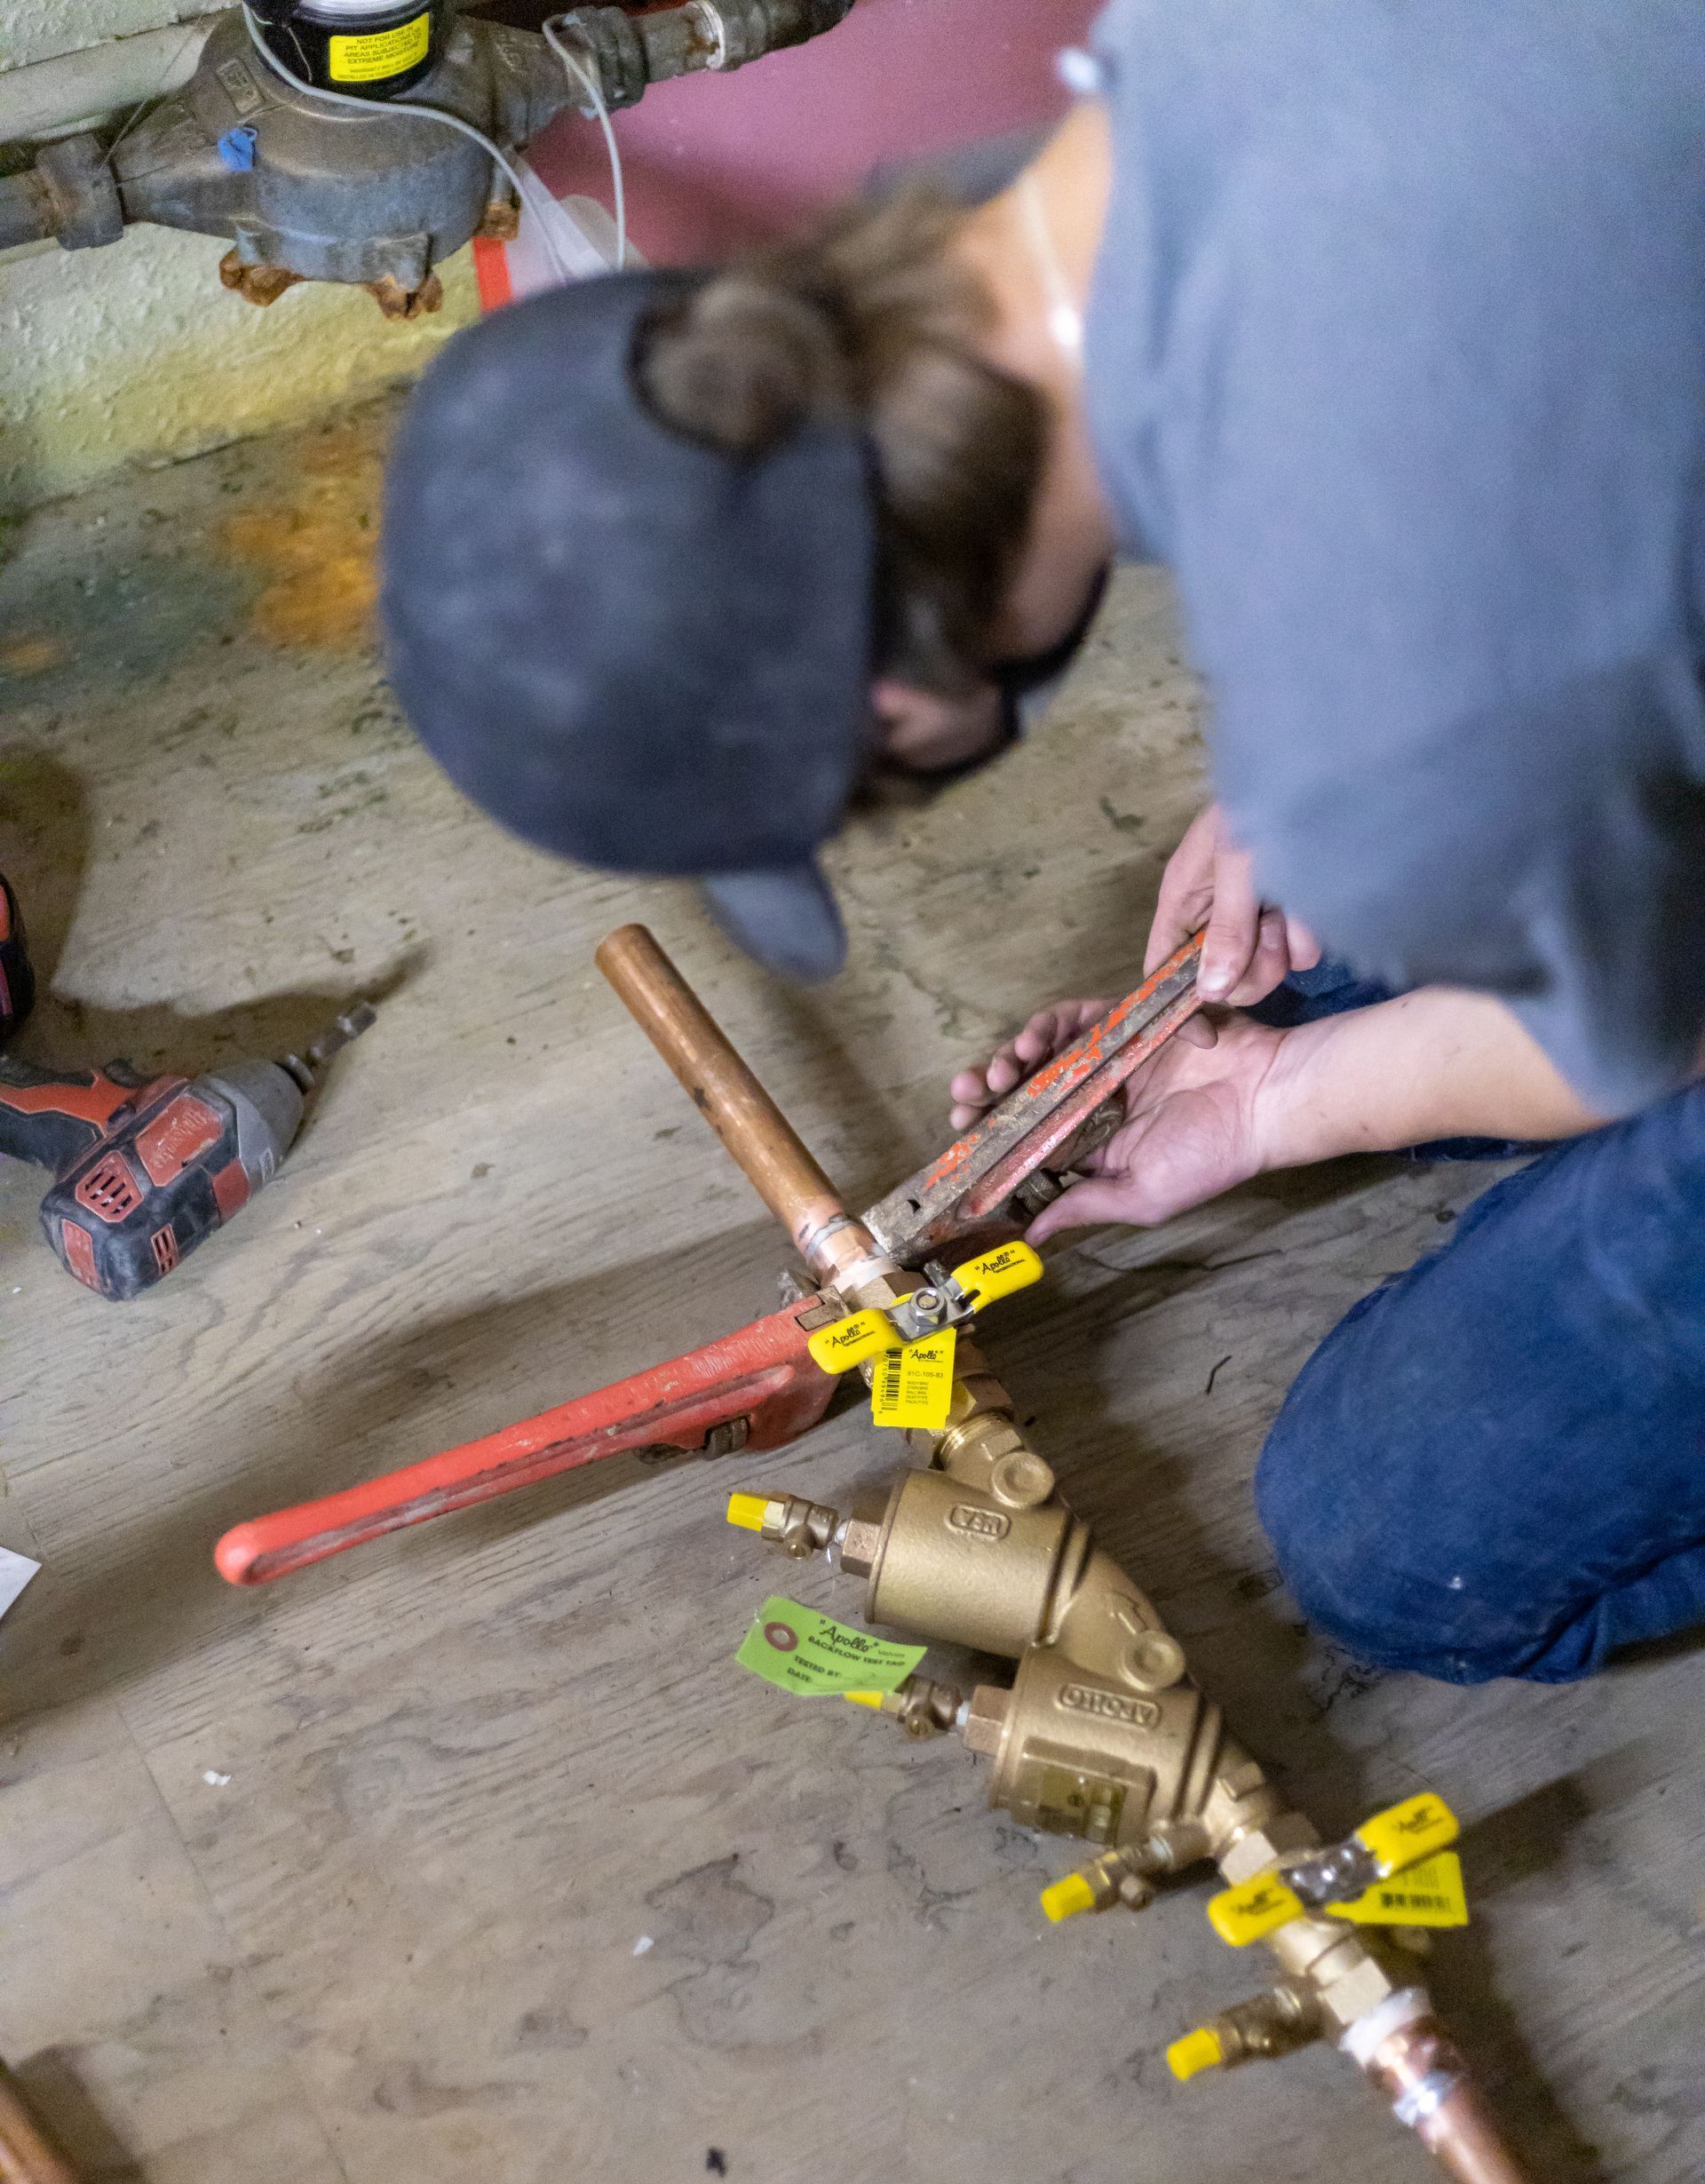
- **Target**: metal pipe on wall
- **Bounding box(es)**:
[0,16,215,147]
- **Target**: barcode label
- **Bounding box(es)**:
[869,1330,956,1430]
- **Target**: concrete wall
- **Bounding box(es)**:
[0,2,476,517]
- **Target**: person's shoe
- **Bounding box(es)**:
[0,878,36,1048]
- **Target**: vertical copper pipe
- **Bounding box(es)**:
[595,925,886,1287]
[0,2065,83,2184]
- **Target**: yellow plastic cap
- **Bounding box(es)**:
[1039,1872,1098,1924]
[807,1308,900,1373]
[951,1241,1045,1309]
[1357,1792,1460,1877]
[843,1690,885,1710]
[726,1492,769,1532]
[1166,2028,1225,2084]
[1206,1876,1304,1948]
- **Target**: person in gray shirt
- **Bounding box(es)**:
[383,0,1705,1683]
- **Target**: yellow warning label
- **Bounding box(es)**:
[870,1330,956,1431]
[1328,1850,1470,1928]
[329,12,432,82]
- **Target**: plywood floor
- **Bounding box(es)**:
[0,399,1700,2184]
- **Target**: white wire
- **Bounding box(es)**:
[235,4,626,280]
[543,17,626,271]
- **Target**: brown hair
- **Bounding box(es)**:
[636,187,1049,694]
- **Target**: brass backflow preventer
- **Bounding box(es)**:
[728,1325,1527,2184]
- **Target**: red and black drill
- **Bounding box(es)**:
[0,877,374,1300]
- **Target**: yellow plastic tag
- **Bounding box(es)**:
[950,1240,1044,1309]
[870,1330,957,1430]
[735,1596,924,1696]
[1206,1873,1305,1948]
[1357,1792,1459,1877]
[329,12,432,81]
[807,1307,901,1374]
[1328,1850,1469,1928]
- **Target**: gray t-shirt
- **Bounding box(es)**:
[1085,0,1705,1114]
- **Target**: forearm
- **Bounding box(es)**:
[1260,988,1606,1165]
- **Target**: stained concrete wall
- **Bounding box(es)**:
[0,2,476,517]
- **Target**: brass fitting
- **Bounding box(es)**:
[728,1346,1442,2132]
[801,1340,1416,2063]
[1168,1981,1323,2082]
[1040,1841,1161,1921]
[726,1489,839,1559]
[845,1674,964,1739]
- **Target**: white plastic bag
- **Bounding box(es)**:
[475,158,637,308]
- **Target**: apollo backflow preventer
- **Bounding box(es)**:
[219,925,1534,2183]
[0,0,852,314]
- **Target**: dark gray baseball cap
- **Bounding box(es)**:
[381,269,879,980]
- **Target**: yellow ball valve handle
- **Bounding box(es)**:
[948,1240,1044,1310]
[806,1307,904,1373]
[1207,1791,1461,1945]
[1356,1791,1459,1878]
[1206,1873,1307,1947]
[1166,2027,1227,2084]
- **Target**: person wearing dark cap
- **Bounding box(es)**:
[384,0,1705,1688]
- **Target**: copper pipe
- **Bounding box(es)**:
[1360,2017,1533,2184]
[595,925,886,1288]
[0,2065,83,2184]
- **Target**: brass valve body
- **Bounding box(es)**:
[847,1341,1408,2041]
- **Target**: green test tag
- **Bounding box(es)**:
[869,1330,956,1431]
[735,1596,925,1696]
[1328,1850,1470,1929]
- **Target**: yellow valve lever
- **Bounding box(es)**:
[1357,1792,1459,1876]
[726,1493,770,1533]
[807,1308,903,1373]
[948,1240,1044,1309]
[805,1247,1043,1378]
[843,1690,886,1710]
[1206,1874,1305,1948]
[1167,2027,1226,2084]
[1207,1791,1461,1946]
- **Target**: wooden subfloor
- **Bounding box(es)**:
[0,400,1700,2184]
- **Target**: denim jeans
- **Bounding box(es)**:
[1246,966,1705,1683]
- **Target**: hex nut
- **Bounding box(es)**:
[1315,1950,1403,2034]
[1217,1813,1320,1886]
[838,1519,884,1579]
[963,1685,1010,1757]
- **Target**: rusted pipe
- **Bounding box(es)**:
[595,925,887,1289]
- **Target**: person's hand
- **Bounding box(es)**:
[1027,1011,1290,1238]
[948,997,1113,1132]
[1147,804,1320,1020]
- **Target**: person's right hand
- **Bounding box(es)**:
[1147,803,1320,1015]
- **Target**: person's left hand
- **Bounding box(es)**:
[1027,1010,1290,1237]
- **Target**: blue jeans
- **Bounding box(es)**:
[1247,966,1705,1683]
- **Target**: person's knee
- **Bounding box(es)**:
[1254,1385,1570,1685]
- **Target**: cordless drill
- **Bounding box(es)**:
[0,877,375,1300]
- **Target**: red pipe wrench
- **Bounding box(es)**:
[216,932,1202,1584]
